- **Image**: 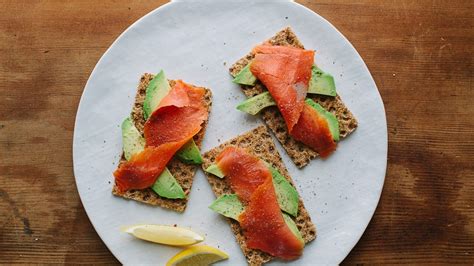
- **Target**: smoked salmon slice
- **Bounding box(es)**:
[216,147,304,260]
[291,104,336,157]
[251,45,314,132]
[216,146,270,204]
[144,81,207,147]
[114,80,208,192]
[250,44,336,157]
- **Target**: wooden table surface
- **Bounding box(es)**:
[1,0,473,264]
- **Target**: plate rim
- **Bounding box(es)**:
[72,1,388,264]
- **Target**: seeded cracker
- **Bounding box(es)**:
[202,126,316,266]
[230,27,358,168]
[112,74,212,212]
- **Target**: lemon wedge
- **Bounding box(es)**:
[166,245,229,266]
[121,224,204,246]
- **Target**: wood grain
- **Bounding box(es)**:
[0,0,472,264]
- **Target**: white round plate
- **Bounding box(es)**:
[73,0,387,265]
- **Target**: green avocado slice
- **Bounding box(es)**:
[232,62,257,86]
[205,163,299,217]
[209,194,244,220]
[121,117,145,161]
[143,70,171,120]
[175,139,203,164]
[268,166,299,217]
[205,164,225,178]
[209,193,303,244]
[305,99,340,141]
[151,168,186,199]
[236,91,275,115]
[120,117,185,199]
[308,65,337,96]
[282,212,304,244]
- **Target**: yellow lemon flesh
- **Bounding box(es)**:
[166,245,229,266]
[121,224,204,246]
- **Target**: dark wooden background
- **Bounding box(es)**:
[1,0,472,264]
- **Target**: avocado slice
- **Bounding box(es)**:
[205,163,299,217]
[282,212,304,244]
[209,194,244,220]
[121,117,185,199]
[150,168,186,199]
[232,62,257,86]
[121,117,146,160]
[209,193,303,244]
[308,65,337,96]
[236,91,276,115]
[305,99,340,141]
[175,139,203,164]
[205,164,225,178]
[143,70,171,120]
[268,166,299,217]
